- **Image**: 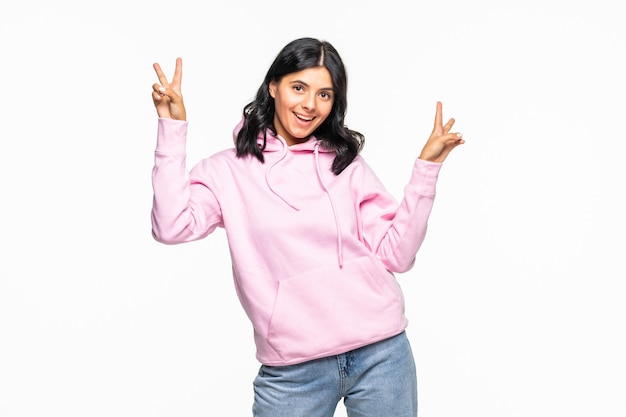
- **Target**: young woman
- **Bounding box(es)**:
[151,37,464,417]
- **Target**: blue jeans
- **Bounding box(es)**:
[252,331,417,417]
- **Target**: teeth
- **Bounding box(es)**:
[296,113,313,121]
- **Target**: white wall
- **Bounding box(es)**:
[1,0,624,416]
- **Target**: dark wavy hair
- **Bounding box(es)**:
[236,37,364,175]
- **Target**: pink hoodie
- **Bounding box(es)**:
[151,117,442,366]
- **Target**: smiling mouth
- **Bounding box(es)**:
[294,112,314,122]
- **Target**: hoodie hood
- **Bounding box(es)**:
[232,116,335,153]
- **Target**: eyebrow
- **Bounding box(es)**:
[289,79,334,91]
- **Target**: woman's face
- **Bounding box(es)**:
[269,66,334,146]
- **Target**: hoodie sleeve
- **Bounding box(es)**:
[151,118,223,244]
[359,158,442,273]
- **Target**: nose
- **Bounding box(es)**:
[301,92,315,111]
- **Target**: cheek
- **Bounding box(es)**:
[275,94,297,113]
[319,102,334,121]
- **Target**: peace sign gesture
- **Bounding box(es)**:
[152,57,186,121]
[418,102,464,163]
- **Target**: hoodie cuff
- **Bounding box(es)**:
[412,158,442,195]
[156,118,188,153]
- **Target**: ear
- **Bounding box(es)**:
[268,81,277,98]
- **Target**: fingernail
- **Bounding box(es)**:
[159,86,166,93]
[456,132,463,138]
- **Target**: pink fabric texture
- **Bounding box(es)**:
[151,118,442,365]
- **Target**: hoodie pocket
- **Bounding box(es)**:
[266,256,406,362]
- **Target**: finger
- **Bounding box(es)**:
[439,132,464,145]
[443,117,456,134]
[172,57,183,87]
[449,132,463,141]
[153,62,169,88]
[433,101,443,129]
[152,83,166,94]
[158,85,180,101]
[438,138,465,161]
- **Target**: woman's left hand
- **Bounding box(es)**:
[418,101,464,163]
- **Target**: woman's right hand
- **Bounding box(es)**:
[152,57,187,121]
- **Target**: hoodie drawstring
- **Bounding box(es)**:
[264,138,344,268]
[314,143,344,268]
[265,140,300,211]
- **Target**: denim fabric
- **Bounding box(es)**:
[252,331,417,417]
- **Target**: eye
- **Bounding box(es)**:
[292,84,304,92]
[320,91,333,100]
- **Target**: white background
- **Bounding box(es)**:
[1,0,624,416]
